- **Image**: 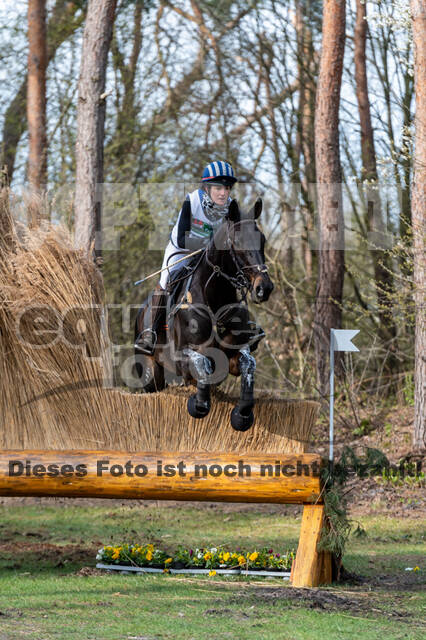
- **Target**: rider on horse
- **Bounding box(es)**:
[136,161,238,355]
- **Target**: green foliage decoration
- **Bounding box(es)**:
[318,446,391,569]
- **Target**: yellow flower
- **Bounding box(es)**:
[209,570,217,577]
[165,558,173,564]
[112,551,120,560]
[231,553,238,559]
[413,566,420,572]
[204,552,212,561]
[147,544,154,552]
[238,555,246,565]
[146,550,153,561]
[223,552,230,562]
[249,552,258,562]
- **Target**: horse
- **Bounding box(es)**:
[134,198,274,431]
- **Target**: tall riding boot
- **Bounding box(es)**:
[135,288,167,355]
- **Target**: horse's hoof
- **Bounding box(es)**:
[230,407,254,431]
[187,394,210,419]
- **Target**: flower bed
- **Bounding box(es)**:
[96,544,294,577]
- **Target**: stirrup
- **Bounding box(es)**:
[134,328,157,356]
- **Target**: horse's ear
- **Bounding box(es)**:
[253,198,262,219]
[228,199,240,222]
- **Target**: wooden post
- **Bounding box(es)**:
[291,504,332,587]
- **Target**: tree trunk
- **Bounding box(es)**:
[27,0,47,196]
[314,0,346,397]
[109,0,144,179]
[296,2,316,189]
[1,0,85,185]
[410,0,426,450]
[74,0,117,258]
[260,34,293,268]
[295,2,317,278]
[354,0,399,362]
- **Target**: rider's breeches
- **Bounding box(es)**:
[159,241,190,289]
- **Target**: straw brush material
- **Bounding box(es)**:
[0,193,318,453]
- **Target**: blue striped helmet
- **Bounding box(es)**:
[201,161,237,186]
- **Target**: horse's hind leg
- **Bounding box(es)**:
[182,348,212,419]
[134,301,165,392]
[134,354,165,392]
[230,348,256,431]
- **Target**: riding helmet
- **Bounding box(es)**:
[201,161,238,187]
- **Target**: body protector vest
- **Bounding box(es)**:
[170,189,225,249]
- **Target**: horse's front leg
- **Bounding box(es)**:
[230,347,256,432]
[182,348,212,419]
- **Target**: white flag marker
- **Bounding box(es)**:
[332,329,360,352]
[329,329,360,462]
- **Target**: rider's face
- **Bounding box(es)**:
[209,184,231,206]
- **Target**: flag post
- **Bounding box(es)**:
[329,329,360,467]
[329,329,335,463]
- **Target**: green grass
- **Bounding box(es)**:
[0,502,425,639]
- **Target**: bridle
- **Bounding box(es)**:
[204,219,268,302]
[167,218,269,329]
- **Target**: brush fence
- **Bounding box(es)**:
[0,449,331,588]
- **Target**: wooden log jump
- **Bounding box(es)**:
[0,450,331,588]
[0,451,322,502]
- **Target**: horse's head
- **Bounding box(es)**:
[215,198,274,303]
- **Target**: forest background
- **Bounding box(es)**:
[0,0,424,451]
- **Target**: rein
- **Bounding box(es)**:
[167,217,269,337]
[204,249,251,301]
[165,248,206,291]
[204,220,268,302]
